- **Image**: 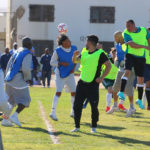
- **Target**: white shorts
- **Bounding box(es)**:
[0,69,11,117]
[55,73,76,93]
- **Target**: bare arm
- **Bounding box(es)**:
[72,51,81,64]
[127,41,150,50]
[96,60,111,83]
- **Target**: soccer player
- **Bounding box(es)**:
[50,34,77,121]
[117,20,150,109]
[108,31,136,117]
[2,37,33,127]
[72,35,111,133]
[144,27,150,110]
[102,48,118,112]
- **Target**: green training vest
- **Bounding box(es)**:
[102,53,118,80]
[124,27,148,57]
[80,49,104,83]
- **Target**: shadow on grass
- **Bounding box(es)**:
[80,131,150,147]
[133,120,150,124]
[20,127,80,137]
[81,123,126,131]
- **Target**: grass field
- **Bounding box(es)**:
[1,87,150,150]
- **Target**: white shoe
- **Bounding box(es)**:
[91,128,97,133]
[71,128,80,132]
[50,112,58,121]
[10,113,21,127]
[126,108,136,118]
[107,106,119,114]
[70,111,74,118]
[1,119,13,127]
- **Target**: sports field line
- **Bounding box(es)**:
[38,101,60,144]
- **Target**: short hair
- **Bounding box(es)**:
[57,34,69,46]
[22,37,33,49]
[126,19,135,25]
[87,35,99,46]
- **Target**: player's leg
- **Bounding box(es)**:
[50,74,65,121]
[118,54,133,100]
[106,86,113,112]
[134,57,145,109]
[9,87,31,127]
[72,80,86,132]
[42,71,46,88]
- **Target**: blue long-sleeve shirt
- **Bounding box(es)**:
[0,53,11,70]
[40,54,52,71]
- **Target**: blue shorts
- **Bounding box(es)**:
[144,64,150,82]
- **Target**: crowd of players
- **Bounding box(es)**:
[0,19,150,134]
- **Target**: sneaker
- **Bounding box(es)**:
[47,86,50,88]
[105,106,110,112]
[107,106,119,114]
[10,113,22,127]
[117,92,125,100]
[126,108,136,117]
[91,128,97,133]
[50,112,58,121]
[1,119,13,127]
[118,104,127,112]
[136,99,145,109]
[71,128,80,132]
[147,106,150,110]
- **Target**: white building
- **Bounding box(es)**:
[6,0,150,57]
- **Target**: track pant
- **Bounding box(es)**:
[74,80,99,128]
[42,70,51,87]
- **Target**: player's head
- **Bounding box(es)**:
[22,37,33,50]
[86,35,99,50]
[57,34,71,49]
[5,47,9,54]
[45,48,49,54]
[13,42,18,50]
[97,41,103,49]
[126,19,136,32]
[114,31,124,44]
[110,47,117,60]
[147,27,150,33]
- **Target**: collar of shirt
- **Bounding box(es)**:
[60,46,71,53]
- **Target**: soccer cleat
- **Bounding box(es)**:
[50,112,58,121]
[10,114,22,127]
[91,128,97,133]
[107,106,119,114]
[136,99,145,109]
[71,128,80,132]
[105,106,110,112]
[118,104,127,112]
[126,108,136,117]
[117,92,125,100]
[1,119,13,127]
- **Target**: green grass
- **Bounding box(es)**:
[1,87,150,150]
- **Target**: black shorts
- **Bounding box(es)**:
[125,54,145,77]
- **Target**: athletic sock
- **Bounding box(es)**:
[120,77,128,92]
[114,102,118,107]
[137,84,144,100]
[106,93,112,107]
[130,103,134,109]
[51,95,59,112]
[71,96,75,112]
[142,92,147,106]
[119,94,126,104]
[145,88,150,107]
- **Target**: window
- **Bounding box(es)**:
[101,41,114,53]
[90,6,115,23]
[29,5,54,22]
[32,40,54,57]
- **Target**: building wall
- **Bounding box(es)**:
[10,0,150,55]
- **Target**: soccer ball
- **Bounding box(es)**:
[57,23,68,34]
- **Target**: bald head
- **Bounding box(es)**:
[22,37,33,50]
[114,31,124,44]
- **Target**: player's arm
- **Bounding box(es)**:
[72,50,81,64]
[127,41,150,50]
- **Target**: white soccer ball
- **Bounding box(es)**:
[57,23,68,34]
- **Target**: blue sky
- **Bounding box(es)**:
[0,0,8,9]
